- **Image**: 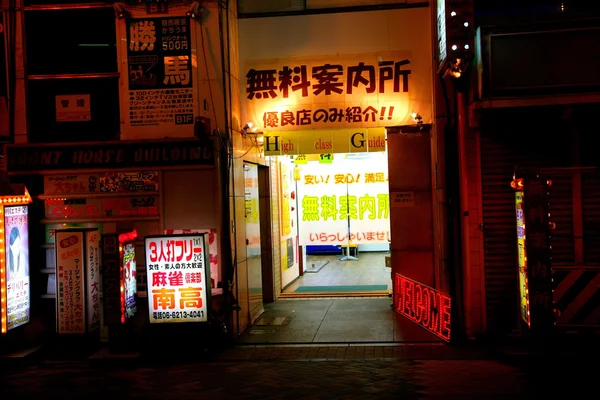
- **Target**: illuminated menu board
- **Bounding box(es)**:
[515,191,530,326]
[145,234,210,323]
[2,206,30,332]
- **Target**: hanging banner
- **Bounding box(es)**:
[145,234,210,323]
[244,51,430,131]
[297,153,390,245]
[119,17,198,139]
[263,128,386,156]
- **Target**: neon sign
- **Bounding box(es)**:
[393,273,451,342]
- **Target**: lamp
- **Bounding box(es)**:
[242,122,256,138]
[113,2,129,19]
[186,1,203,18]
[411,112,423,128]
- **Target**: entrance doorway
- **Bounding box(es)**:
[269,151,392,297]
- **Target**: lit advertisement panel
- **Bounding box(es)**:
[3,206,30,331]
[515,191,530,326]
[145,234,210,323]
[122,242,137,319]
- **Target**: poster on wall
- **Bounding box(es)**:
[3,206,30,331]
[297,153,390,245]
[44,171,159,195]
[279,161,299,288]
[120,17,198,139]
[244,51,430,131]
[55,229,100,334]
[145,234,210,323]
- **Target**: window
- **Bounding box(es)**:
[25,8,117,75]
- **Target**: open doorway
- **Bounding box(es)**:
[269,150,392,297]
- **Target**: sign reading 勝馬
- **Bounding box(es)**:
[121,16,198,139]
[145,235,210,323]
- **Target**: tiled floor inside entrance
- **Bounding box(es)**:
[236,251,442,345]
[236,297,442,344]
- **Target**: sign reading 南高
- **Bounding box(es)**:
[145,234,210,324]
[119,17,199,139]
[244,51,430,131]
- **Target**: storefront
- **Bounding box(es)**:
[5,138,220,344]
[238,5,453,341]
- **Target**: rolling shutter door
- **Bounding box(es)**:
[480,116,574,332]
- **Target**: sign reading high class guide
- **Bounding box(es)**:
[145,234,210,323]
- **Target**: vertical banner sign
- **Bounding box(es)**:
[145,235,210,323]
[85,230,100,332]
[122,17,197,138]
[3,206,30,331]
[122,241,137,319]
[522,175,552,330]
[515,191,529,325]
[101,234,121,325]
[56,231,86,334]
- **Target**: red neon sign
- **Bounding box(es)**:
[393,273,452,342]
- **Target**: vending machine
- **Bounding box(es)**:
[511,172,554,331]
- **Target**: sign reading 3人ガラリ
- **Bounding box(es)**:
[145,235,210,323]
[119,16,199,139]
[244,51,430,131]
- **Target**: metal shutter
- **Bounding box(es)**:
[479,109,574,332]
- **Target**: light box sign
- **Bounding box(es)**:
[101,231,138,325]
[2,206,30,332]
[297,153,390,246]
[393,273,451,342]
[515,191,529,325]
[145,234,210,323]
[55,229,100,334]
[244,51,431,131]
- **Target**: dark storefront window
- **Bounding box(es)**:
[24,6,120,142]
[27,78,120,143]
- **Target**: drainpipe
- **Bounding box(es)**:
[456,90,472,339]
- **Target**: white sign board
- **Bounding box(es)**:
[145,235,209,323]
[297,153,391,245]
[56,231,86,334]
[85,230,100,332]
[55,94,91,122]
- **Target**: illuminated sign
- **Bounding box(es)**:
[55,229,100,334]
[244,52,429,130]
[511,175,553,330]
[145,234,210,323]
[1,206,31,333]
[393,273,451,342]
[297,154,390,246]
[263,128,386,156]
[515,191,530,325]
[101,230,138,325]
[0,186,32,334]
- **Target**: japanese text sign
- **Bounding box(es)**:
[521,175,552,330]
[85,230,100,332]
[120,17,198,139]
[145,235,210,323]
[2,206,30,332]
[244,51,430,131]
[55,231,86,334]
[394,273,451,342]
[297,154,390,245]
[43,171,159,195]
[55,94,91,122]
